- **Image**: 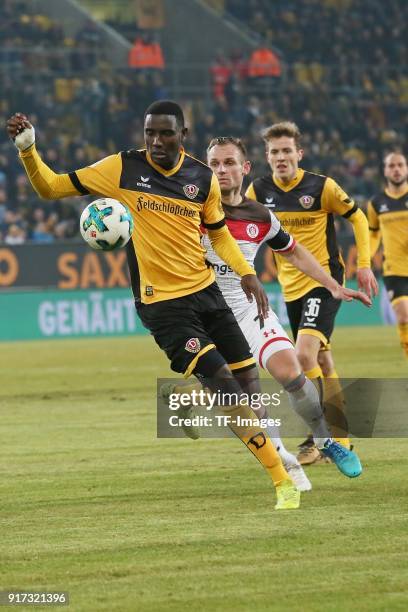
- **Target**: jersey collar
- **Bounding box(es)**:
[146,147,185,177]
[272,168,304,192]
[384,186,408,200]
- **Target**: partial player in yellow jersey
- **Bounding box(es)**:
[367,152,408,360]
[246,121,378,465]
[7,102,300,510]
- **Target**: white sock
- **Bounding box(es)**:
[267,432,298,466]
[286,376,331,448]
[254,405,299,466]
[314,437,332,450]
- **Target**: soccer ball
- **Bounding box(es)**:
[80,198,134,251]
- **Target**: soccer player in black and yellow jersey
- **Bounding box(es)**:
[367,152,408,360]
[246,121,378,464]
[7,102,300,509]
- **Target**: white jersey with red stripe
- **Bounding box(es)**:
[202,197,296,367]
[202,199,295,319]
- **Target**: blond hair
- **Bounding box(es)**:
[262,121,302,149]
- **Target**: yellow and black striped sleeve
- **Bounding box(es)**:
[321,177,357,217]
[73,154,122,198]
[201,173,225,229]
[19,144,79,200]
[19,145,121,201]
[203,174,254,276]
[207,225,255,277]
[322,177,370,268]
[366,200,382,257]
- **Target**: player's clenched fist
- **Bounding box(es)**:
[6,113,35,151]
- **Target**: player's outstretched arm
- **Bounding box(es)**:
[282,242,372,307]
[345,208,379,298]
[6,113,79,200]
[321,178,379,299]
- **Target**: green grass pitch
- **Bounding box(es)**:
[1,326,407,611]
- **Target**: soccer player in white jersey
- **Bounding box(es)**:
[163,137,370,487]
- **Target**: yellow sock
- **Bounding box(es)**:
[397,323,408,358]
[304,366,323,379]
[323,369,350,449]
[223,404,290,487]
[304,365,323,403]
[174,385,291,485]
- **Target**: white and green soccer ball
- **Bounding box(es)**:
[80,198,134,251]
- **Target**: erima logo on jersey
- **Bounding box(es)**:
[266,197,275,207]
[379,203,389,213]
[137,176,151,189]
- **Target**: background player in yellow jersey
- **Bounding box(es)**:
[367,152,408,360]
[246,121,378,464]
[7,103,301,510]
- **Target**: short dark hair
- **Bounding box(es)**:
[207,136,247,158]
[144,100,185,128]
[262,121,302,149]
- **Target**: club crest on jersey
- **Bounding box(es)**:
[185,338,201,353]
[299,195,315,209]
[246,223,259,238]
[183,184,199,199]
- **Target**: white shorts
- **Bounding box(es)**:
[236,301,294,369]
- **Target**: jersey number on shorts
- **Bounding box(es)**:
[305,297,321,321]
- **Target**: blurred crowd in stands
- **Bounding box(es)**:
[225,0,406,64]
[0,0,406,244]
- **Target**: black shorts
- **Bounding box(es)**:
[383,276,408,304]
[137,282,254,376]
[285,286,341,347]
